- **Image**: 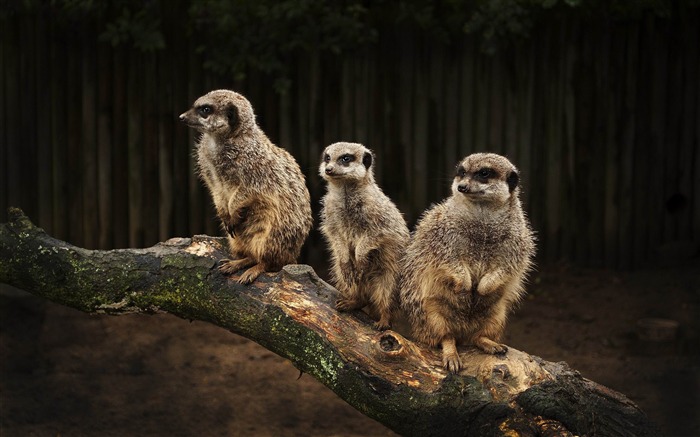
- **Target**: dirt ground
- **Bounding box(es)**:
[1,257,699,436]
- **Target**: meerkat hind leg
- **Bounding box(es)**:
[238,262,268,285]
[368,275,394,331]
[473,336,508,355]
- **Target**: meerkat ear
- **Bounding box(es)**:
[506,170,519,193]
[226,104,239,130]
[362,151,373,169]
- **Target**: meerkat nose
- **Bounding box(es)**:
[178,113,186,121]
[325,166,334,175]
[457,184,470,193]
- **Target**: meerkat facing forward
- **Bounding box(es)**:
[319,142,409,330]
[180,89,313,284]
[400,153,535,372]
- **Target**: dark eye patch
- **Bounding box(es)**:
[323,153,331,163]
[455,166,467,178]
[197,105,213,117]
[473,167,496,181]
[338,154,356,165]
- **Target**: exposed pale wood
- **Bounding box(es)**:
[0,209,660,437]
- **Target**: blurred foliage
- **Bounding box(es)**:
[4,0,698,90]
[188,0,376,92]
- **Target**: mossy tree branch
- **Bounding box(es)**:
[0,208,659,437]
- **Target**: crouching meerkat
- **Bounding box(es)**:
[400,153,535,372]
[319,142,409,330]
[180,89,313,284]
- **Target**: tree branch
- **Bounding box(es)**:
[0,208,659,436]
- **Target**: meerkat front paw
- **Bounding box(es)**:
[476,271,505,295]
[224,206,250,237]
[456,278,474,295]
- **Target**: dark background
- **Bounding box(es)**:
[1,1,699,436]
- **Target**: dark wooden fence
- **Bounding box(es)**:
[1,9,698,269]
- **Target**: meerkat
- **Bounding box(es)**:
[179,89,313,284]
[319,142,409,330]
[400,153,535,372]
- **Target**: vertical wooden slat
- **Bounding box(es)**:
[354,50,369,144]
[187,45,204,236]
[0,12,7,219]
[560,20,577,264]
[97,32,114,249]
[18,11,39,222]
[158,50,174,243]
[142,55,159,246]
[127,53,144,247]
[618,23,639,270]
[66,26,84,246]
[687,22,700,245]
[543,23,562,264]
[171,17,190,239]
[306,52,322,199]
[82,21,99,249]
[412,36,429,220]
[503,44,520,168]
[488,53,504,154]
[50,15,68,242]
[112,47,129,248]
[427,40,445,202]
[588,23,609,268]
[662,19,682,244]
[459,36,476,158]
[603,26,624,268]
[516,38,535,227]
[36,9,53,236]
[677,19,699,242]
[443,42,460,176]
[641,17,667,265]
[473,48,489,153]
[398,36,415,224]
[528,26,546,261]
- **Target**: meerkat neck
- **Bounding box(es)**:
[449,195,516,223]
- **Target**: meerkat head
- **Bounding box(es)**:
[452,153,520,205]
[319,142,375,185]
[179,89,256,138]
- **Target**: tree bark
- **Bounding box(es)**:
[0,208,659,437]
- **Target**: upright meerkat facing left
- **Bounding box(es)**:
[400,153,535,372]
[319,142,409,330]
[180,89,313,284]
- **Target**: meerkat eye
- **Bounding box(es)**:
[475,168,494,180]
[339,154,355,164]
[323,154,331,163]
[456,167,467,178]
[197,105,213,117]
